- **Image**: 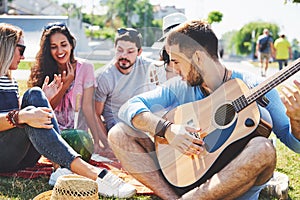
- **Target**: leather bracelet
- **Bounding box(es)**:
[155,119,173,138]
[6,110,25,128]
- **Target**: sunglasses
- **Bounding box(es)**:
[43,22,66,30]
[16,44,26,56]
[117,28,140,37]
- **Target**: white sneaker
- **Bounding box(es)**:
[96,169,136,198]
[48,168,73,185]
[261,172,289,200]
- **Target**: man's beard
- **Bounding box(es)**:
[187,60,204,86]
[118,58,133,70]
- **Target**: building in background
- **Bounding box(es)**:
[0,0,8,14]
[0,0,186,61]
[152,5,185,20]
[5,0,66,15]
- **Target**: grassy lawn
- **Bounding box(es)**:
[17,60,105,71]
[1,61,299,199]
[1,133,299,199]
[249,60,279,68]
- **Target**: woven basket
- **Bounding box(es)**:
[33,174,98,200]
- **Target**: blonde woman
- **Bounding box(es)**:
[0,23,135,198]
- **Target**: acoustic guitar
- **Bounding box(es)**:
[155,58,300,188]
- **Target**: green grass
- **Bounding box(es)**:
[18,60,105,71]
[0,175,156,200]
[1,62,299,199]
[1,136,298,199]
[249,60,280,69]
[0,176,52,200]
[18,61,34,70]
[270,134,300,199]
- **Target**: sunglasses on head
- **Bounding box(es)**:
[16,44,26,56]
[117,28,140,37]
[43,22,66,30]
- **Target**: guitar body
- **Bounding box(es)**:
[155,79,261,188]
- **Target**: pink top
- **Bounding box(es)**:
[54,59,96,131]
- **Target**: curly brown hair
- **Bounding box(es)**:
[27,22,76,88]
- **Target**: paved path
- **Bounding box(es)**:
[222,58,300,87]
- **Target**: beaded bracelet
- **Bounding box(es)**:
[155,119,173,138]
[6,110,25,128]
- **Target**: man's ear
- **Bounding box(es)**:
[137,48,143,56]
[192,50,203,65]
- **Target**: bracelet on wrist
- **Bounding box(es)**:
[155,119,173,138]
[6,110,25,128]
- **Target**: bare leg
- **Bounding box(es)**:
[70,157,101,181]
[260,58,264,76]
[264,58,269,76]
[180,137,276,200]
[108,122,179,200]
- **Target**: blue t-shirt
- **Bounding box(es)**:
[119,69,300,153]
[258,35,273,53]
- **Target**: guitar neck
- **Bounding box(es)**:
[234,58,300,112]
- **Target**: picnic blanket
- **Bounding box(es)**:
[0,155,154,195]
[0,156,53,179]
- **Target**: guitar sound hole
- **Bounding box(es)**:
[214,103,236,126]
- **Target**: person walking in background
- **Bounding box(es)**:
[274,34,292,70]
[0,23,136,198]
[256,28,275,77]
[94,28,158,138]
[27,22,113,156]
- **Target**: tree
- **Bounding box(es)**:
[105,0,153,28]
[232,21,279,55]
[284,0,300,3]
[105,0,156,46]
[207,11,223,24]
[220,30,238,55]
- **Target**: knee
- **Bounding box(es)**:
[249,137,276,165]
[22,87,49,108]
[108,122,130,146]
[23,87,43,98]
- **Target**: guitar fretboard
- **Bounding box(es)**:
[233,58,300,112]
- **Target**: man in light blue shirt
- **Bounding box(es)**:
[109,20,300,200]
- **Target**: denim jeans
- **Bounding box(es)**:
[276,59,288,70]
[0,87,79,173]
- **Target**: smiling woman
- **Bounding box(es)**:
[0,22,136,199]
[27,22,114,156]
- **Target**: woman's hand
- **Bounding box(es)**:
[61,62,75,88]
[165,124,206,156]
[18,106,54,129]
[42,75,63,100]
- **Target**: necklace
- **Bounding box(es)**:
[222,68,228,83]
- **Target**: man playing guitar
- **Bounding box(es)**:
[108,20,300,200]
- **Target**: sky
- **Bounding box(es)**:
[59,0,300,41]
[149,0,300,40]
